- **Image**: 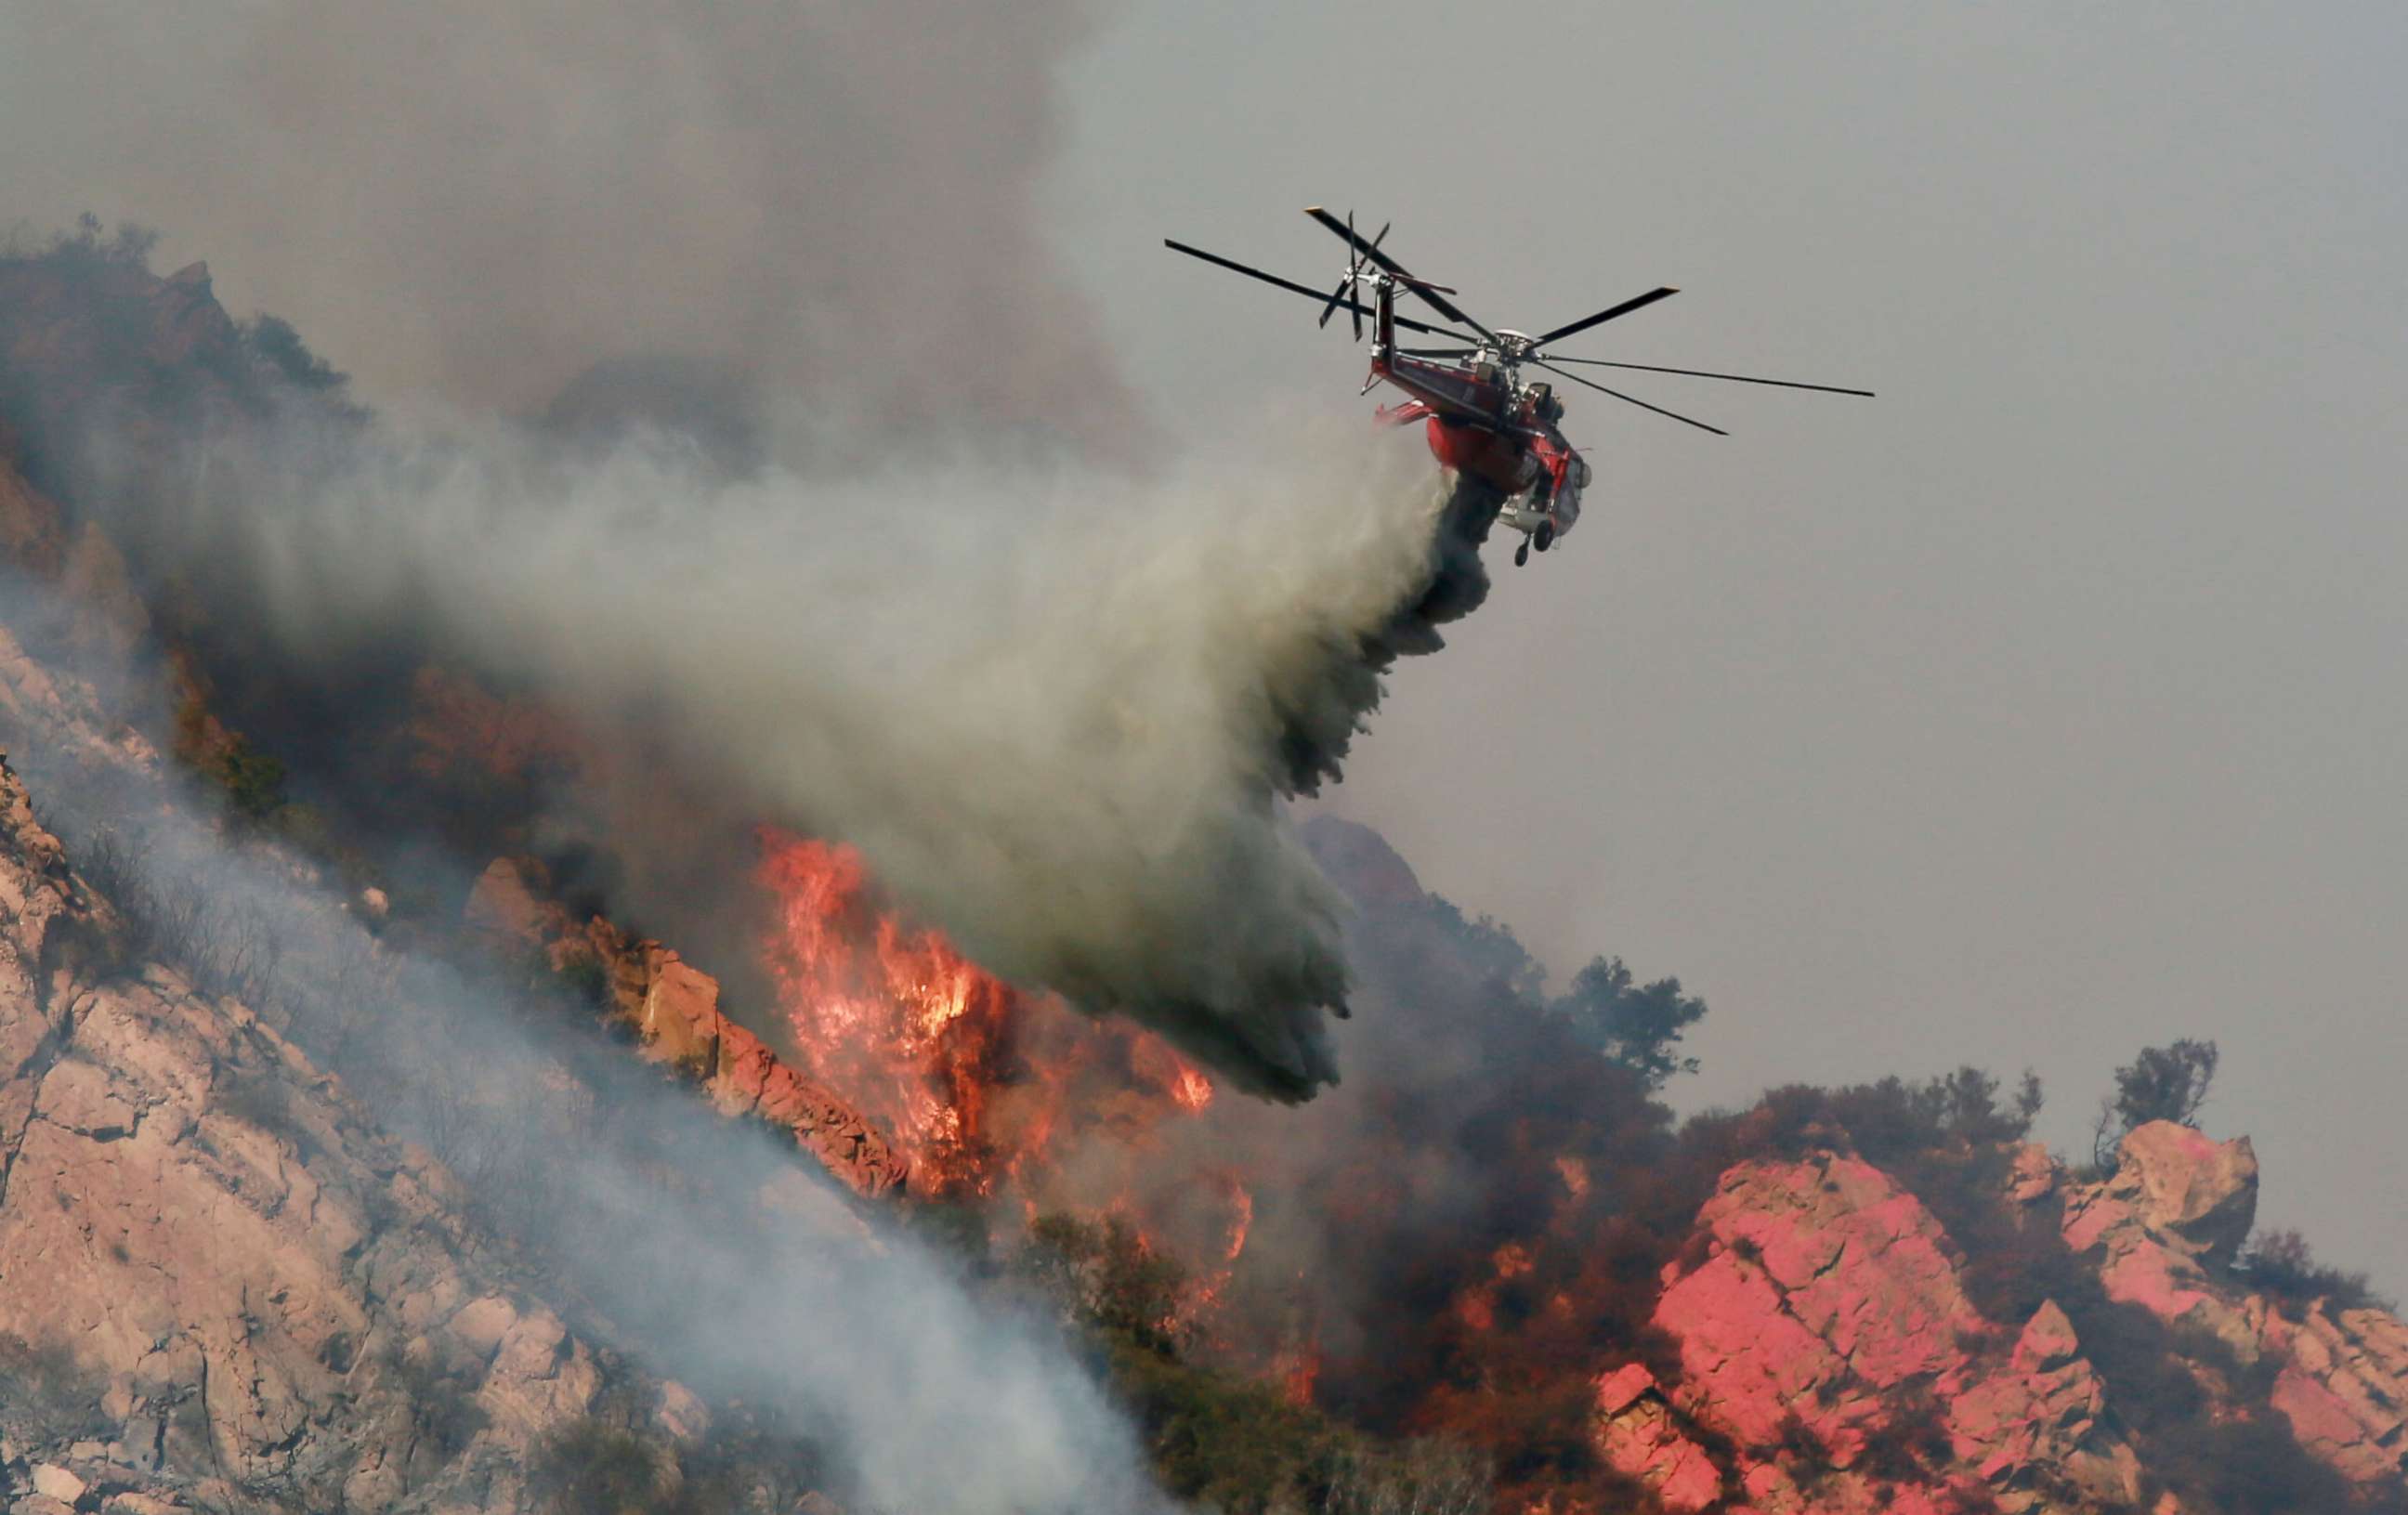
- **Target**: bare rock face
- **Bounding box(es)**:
[2061,1122,2260,1352]
[1592,1130,2408,1509]
[1943,1302,2144,1511]
[1655,1155,1984,1458]
[1596,1153,2142,1515]
[2111,1121,2258,1264]
[2057,1121,2406,1488]
[0,756,602,1511]
[1591,1365,1720,1513]
[465,856,906,1197]
[2262,1301,2408,1483]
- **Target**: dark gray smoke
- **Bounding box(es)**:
[0,0,1137,451]
[0,0,1506,1098]
[66,396,1455,1098]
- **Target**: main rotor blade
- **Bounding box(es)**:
[1304,206,1500,344]
[1533,359,1727,437]
[1163,240,1482,342]
[1316,274,1351,329]
[1354,221,1387,342]
[1332,211,1360,337]
[1538,356,1873,397]
[1532,288,1680,347]
[1395,346,1478,359]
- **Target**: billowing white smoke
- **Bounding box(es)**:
[124,413,1448,1095]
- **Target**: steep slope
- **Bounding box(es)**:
[0,745,621,1512]
[1,225,2402,1515]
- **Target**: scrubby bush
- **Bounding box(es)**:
[1322,1436,1492,1515]
[2241,1229,2390,1313]
[1023,1211,1190,1358]
[207,737,290,822]
[1019,1211,1492,1515]
[528,1419,670,1515]
[2090,1038,2220,1170]
[242,314,348,394]
[1548,955,1709,1091]
[386,1349,491,1462]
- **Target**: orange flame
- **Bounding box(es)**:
[754,827,1231,1200]
[756,829,1021,1196]
[1171,1064,1214,1112]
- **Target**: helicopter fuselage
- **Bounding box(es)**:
[1365,288,1588,547]
[1162,205,1867,568]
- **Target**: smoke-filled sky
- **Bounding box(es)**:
[1,0,2401,1293]
[1046,4,2407,1286]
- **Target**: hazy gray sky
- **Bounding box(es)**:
[1049,2,2407,1285]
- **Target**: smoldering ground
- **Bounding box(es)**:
[67,398,1462,1098]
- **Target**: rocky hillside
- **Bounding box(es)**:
[1592,1127,2406,1512]
[0,226,2401,1515]
[0,741,618,1512]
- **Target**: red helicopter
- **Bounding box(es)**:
[1167,208,1872,567]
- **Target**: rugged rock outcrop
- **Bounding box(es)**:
[1595,1153,2140,1514]
[465,857,906,1199]
[1592,1125,2404,1513]
[0,752,623,1511]
[2264,1303,2408,1482]
[2052,1122,2407,1485]
[2061,1121,2260,1346]
[2,249,2400,1515]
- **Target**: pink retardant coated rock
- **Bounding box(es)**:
[1652,1168,1953,1474]
[2014,1300,2082,1371]
[1656,1247,1853,1450]
[2274,1365,2381,1471]
[2114,1122,2258,1264]
[2058,1183,2133,1257]
[2060,1124,2261,1358]
[636,948,723,1066]
[2058,1125,2407,1489]
[2006,1142,2059,1204]
[2100,1243,2218,1325]
[1591,1364,1723,1512]
[1945,1302,2144,1508]
[1594,1361,1657,1417]
[1642,1152,2154,1515]
[2263,1304,2408,1482]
